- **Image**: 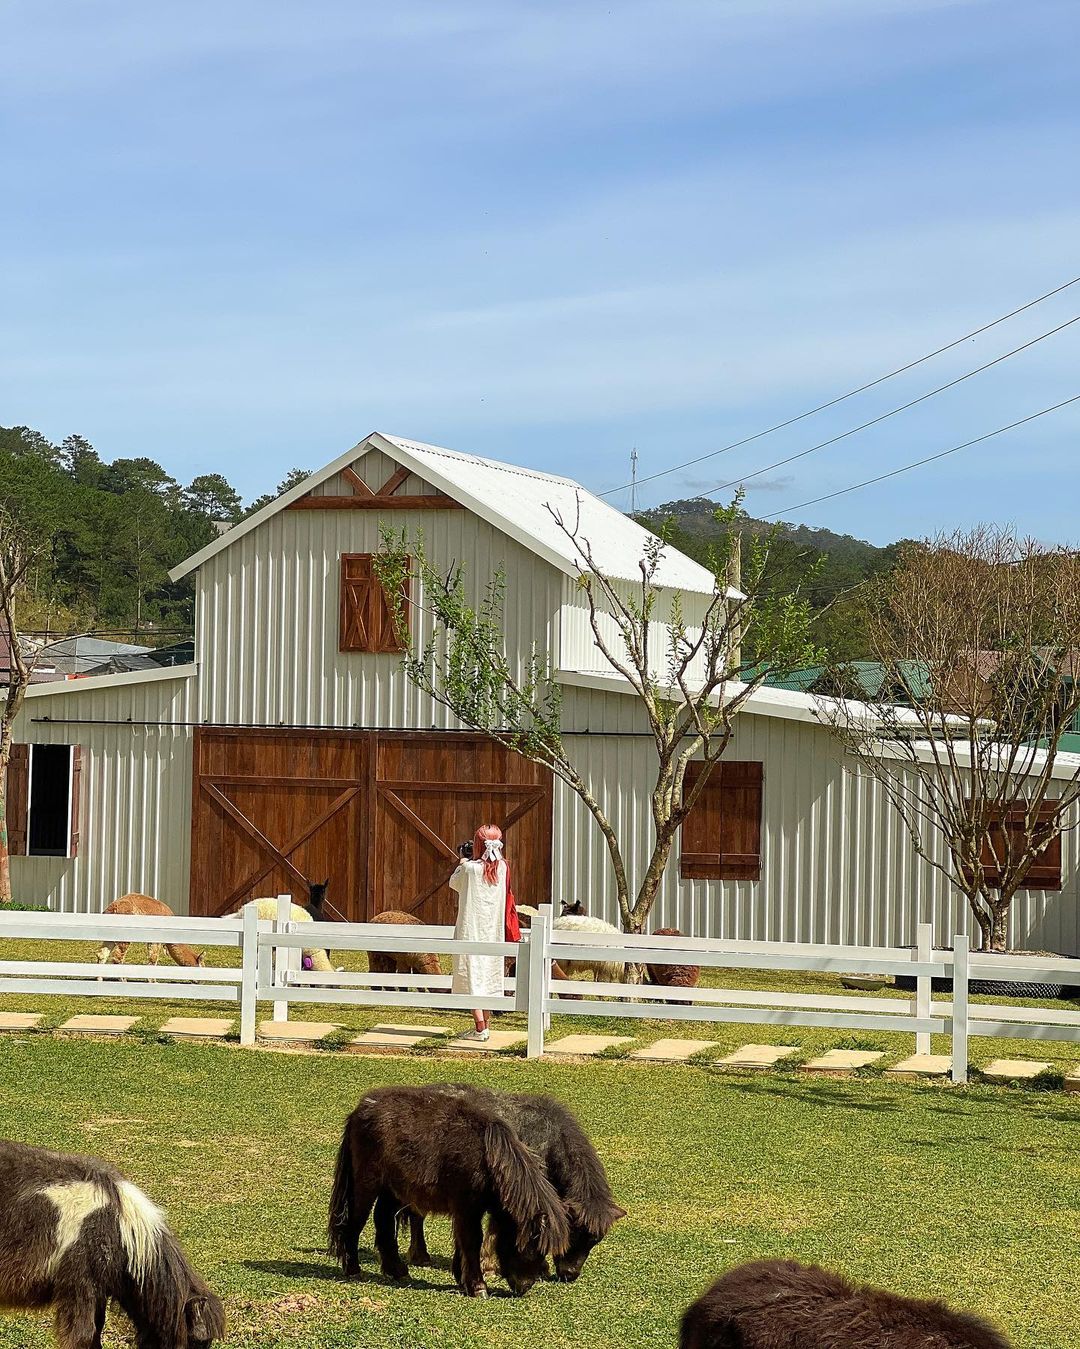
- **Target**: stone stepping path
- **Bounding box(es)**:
[803,1049,884,1074]
[59,1015,138,1035]
[446,1029,528,1053]
[631,1037,715,1062]
[257,1020,338,1044]
[352,1023,449,1050]
[982,1058,1051,1084]
[546,1034,636,1057]
[888,1053,952,1078]
[717,1043,798,1070]
[160,1017,235,1040]
[10,1011,1080,1092]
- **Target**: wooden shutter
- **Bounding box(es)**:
[68,745,82,858]
[680,760,763,881]
[979,800,1063,891]
[339,554,409,654]
[5,743,29,857]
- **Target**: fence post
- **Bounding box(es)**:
[950,934,969,1084]
[513,927,531,1015]
[240,903,258,1047]
[273,893,292,1023]
[526,904,552,1059]
[915,922,932,1057]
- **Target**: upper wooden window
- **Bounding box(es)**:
[339,553,409,654]
[680,760,763,881]
[5,743,81,858]
[970,800,1063,892]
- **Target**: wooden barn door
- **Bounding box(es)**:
[190,728,369,919]
[371,734,553,924]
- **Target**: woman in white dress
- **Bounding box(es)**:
[450,824,516,1042]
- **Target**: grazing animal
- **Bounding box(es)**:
[679,1260,1013,1349]
[97,895,204,970]
[552,901,625,986]
[328,1085,570,1298]
[646,928,701,993]
[0,1138,224,1349]
[402,1085,625,1283]
[366,910,441,982]
[232,896,335,972]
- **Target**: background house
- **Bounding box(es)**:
[9,432,1080,951]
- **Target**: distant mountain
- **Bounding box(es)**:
[636,497,905,663]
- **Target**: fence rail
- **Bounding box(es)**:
[2,900,1080,1082]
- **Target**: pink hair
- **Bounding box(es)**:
[474,824,504,886]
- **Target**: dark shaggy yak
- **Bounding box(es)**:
[647,928,701,993]
[0,1138,224,1349]
[680,1260,1013,1349]
[365,910,441,981]
[328,1085,570,1298]
[402,1084,625,1283]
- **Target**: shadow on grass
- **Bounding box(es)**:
[714,1076,903,1113]
[243,1257,454,1293]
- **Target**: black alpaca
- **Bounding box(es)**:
[304,878,331,921]
[328,1085,570,1297]
[403,1084,625,1282]
[0,1138,224,1349]
[680,1260,1013,1349]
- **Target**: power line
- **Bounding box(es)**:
[691,313,1080,500]
[598,272,1080,498]
[758,394,1080,522]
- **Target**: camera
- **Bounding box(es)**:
[457,840,474,859]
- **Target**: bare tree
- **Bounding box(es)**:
[0,508,44,902]
[376,500,820,933]
[820,526,1080,951]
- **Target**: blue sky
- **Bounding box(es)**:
[3,0,1078,544]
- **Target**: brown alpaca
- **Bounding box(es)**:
[680,1260,1012,1349]
[97,895,203,969]
[647,928,701,992]
[366,910,440,979]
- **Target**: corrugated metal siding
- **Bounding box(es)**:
[555,686,1080,952]
[197,449,562,727]
[558,576,714,683]
[11,673,196,915]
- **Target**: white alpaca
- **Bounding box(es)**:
[231,898,336,972]
[551,912,626,985]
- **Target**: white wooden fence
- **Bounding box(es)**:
[3,899,1080,1084]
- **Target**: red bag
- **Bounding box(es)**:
[504,864,521,943]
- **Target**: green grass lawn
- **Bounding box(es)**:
[0,1037,1077,1348]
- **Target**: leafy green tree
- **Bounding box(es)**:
[59,435,102,486]
[183,473,243,522]
[244,468,312,517]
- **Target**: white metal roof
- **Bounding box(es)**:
[170,431,729,595]
[24,664,198,699]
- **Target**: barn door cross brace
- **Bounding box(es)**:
[206,782,361,914]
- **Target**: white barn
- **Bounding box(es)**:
[9,432,1080,952]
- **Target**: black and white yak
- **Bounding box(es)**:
[0,1138,225,1349]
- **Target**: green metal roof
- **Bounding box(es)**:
[760,660,931,702]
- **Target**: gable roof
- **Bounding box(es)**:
[170,431,729,596]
